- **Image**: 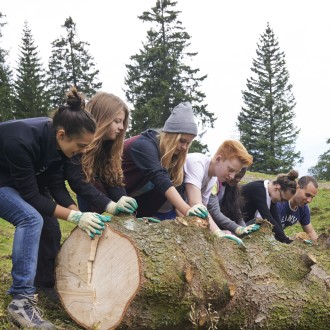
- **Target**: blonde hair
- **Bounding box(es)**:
[81,92,129,186]
[214,139,253,167]
[159,132,191,187]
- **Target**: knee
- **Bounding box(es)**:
[21,207,44,229]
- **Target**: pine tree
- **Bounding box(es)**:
[308,138,330,181]
[13,21,50,119]
[124,0,215,149]
[237,23,302,174]
[0,12,14,121]
[47,17,102,107]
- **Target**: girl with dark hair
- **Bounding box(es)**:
[0,87,110,329]
[208,167,258,235]
[241,169,298,243]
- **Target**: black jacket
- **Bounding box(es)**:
[65,154,126,214]
[241,180,291,243]
[0,117,75,216]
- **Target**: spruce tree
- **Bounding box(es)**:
[47,17,102,107]
[124,0,215,149]
[308,138,330,181]
[237,23,302,174]
[13,21,50,119]
[0,12,14,121]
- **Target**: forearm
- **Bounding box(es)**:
[208,215,220,232]
[67,204,79,211]
[207,194,240,232]
[165,186,190,216]
[303,224,318,241]
[53,204,72,221]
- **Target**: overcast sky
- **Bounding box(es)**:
[1,0,329,175]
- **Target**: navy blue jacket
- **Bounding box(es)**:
[122,129,174,196]
[0,117,75,216]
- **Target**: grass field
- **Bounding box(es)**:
[0,173,329,329]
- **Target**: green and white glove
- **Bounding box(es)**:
[186,204,209,219]
[106,196,138,215]
[235,224,260,236]
[213,228,247,250]
[304,239,313,246]
[136,217,161,223]
[67,210,111,238]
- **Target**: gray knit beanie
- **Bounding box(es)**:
[162,102,198,136]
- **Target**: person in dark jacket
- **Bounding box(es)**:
[65,92,137,215]
[0,87,110,329]
[208,167,259,235]
[122,102,208,219]
[241,170,298,243]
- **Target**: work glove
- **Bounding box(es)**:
[136,217,161,223]
[186,204,209,219]
[213,228,247,250]
[106,196,138,215]
[304,239,313,246]
[235,224,260,236]
[67,210,111,238]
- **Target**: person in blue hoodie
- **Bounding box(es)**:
[122,102,208,220]
[0,87,110,329]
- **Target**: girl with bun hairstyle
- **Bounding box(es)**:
[0,87,110,329]
[241,169,298,243]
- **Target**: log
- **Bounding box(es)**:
[56,217,330,330]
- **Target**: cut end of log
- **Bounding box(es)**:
[55,226,141,330]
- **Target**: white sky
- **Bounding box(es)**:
[1,0,329,175]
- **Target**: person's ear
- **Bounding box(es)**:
[215,155,222,163]
[57,129,65,141]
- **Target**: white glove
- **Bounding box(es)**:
[235,224,260,236]
[106,196,138,215]
[67,210,111,238]
[186,204,209,219]
[213,228,246,250]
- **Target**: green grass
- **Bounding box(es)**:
[0,172,329,329]
[0,219,82,329]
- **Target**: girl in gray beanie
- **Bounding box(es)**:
[122,102,208,220]
[162,102,198,136]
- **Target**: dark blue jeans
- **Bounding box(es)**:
[0,187,43,295]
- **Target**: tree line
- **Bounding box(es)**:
[0,0,328,178]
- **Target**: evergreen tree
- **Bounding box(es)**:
[0,12,14,121]
[13,21,50,119]
[124,0,215,150]
[237,23,302,174]
[308,138,330,181]
[47,17,102,107]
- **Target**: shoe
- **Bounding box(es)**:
[36,286,59,303]
[7,294,56,329]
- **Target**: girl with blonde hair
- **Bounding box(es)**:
[122,102,208,219]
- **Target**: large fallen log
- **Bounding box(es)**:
[55,217,330,330]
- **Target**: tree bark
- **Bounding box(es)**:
[56,217,330,330]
